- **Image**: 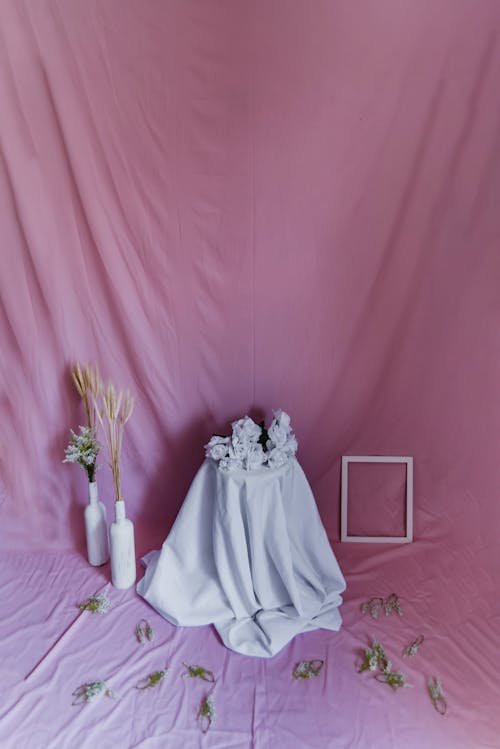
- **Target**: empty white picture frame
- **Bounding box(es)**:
[341,456,413,543]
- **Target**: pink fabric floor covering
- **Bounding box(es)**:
[0,545,497,749]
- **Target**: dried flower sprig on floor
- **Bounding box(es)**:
[135,619,154,644]
[71,362,101,430]
[95,383,134,503]
[361,594,402,619]
[64,426,102,483]
[72,680,115,705]
[198,694,215,733]
[135,669,168,690]
[375,669,411,691]
[402,634,424,657]
[78,593,111,614]
[428,677,447,715]
[358,639,390,673]
[361,597,384,620]
[358,637,411,691]
[293,660,325,679]
[384,593,403,617]
[183,664,216,683]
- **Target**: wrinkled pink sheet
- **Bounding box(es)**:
[0,548,497,749]
[2,0,500,746]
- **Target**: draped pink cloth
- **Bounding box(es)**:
[1,1,500,747]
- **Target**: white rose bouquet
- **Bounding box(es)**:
[205,410,298,472]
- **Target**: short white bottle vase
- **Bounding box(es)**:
[84,482,109,566]
[109,500,136,589]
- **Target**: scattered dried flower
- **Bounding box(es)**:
[293,660,325,679]
[402,634,424,657]
[384,593,403,617]
[375,669,412,691]
[358,639,390,673]
[72,680,115,705]
[136,669,168,690]
[78,593,111,614]
[135,619,154,644]
[428,677,447,715]
[183,663,216,683]
[361,597,384,620]
[198,694,215,733]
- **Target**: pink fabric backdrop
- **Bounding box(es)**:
[1,1,500,746]
[2,0,498,553]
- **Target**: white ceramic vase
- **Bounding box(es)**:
[84,482,109,566]
[109,500,136,589]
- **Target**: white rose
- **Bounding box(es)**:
[204,435,230,460]
[267,422,288,448]
[230,437,249,461]
[283,435,298,456]
[219,457,243,472]
[266,447,288,469]
[208,443,229,461]
[206,435,230,447]
[273,409,291,431]
[231,416,261,443]
[246,442,265,470]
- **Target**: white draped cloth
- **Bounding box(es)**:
[137,458,346,657]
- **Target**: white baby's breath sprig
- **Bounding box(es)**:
[375,669,412,691]
[361,597,384,620]
[63,426,102,483]
[358,637,411,691]
[135,668,168,690]
[384,593,403,617]
[428,676,447,715]
[78,592,111,614]
[358,638,389,673]
[183,663,216,683]
[72,680,115,705]
[198,694,215,733]
[402,634,424,657]
[293,660,324,679]
[135,619,154,644]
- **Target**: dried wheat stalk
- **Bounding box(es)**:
[71,362,101,430]
[96,383,134,502]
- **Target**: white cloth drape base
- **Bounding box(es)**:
[137,458,346,657]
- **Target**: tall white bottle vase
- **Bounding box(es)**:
[84,482,109,566]
[110,500,136,589]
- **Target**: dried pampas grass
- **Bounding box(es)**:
[71,362,101,430]
[96,383,134,502]
[71,362,134,502]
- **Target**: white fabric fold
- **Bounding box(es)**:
[137,458,346,657]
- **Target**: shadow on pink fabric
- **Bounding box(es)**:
[1,0,500,746]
